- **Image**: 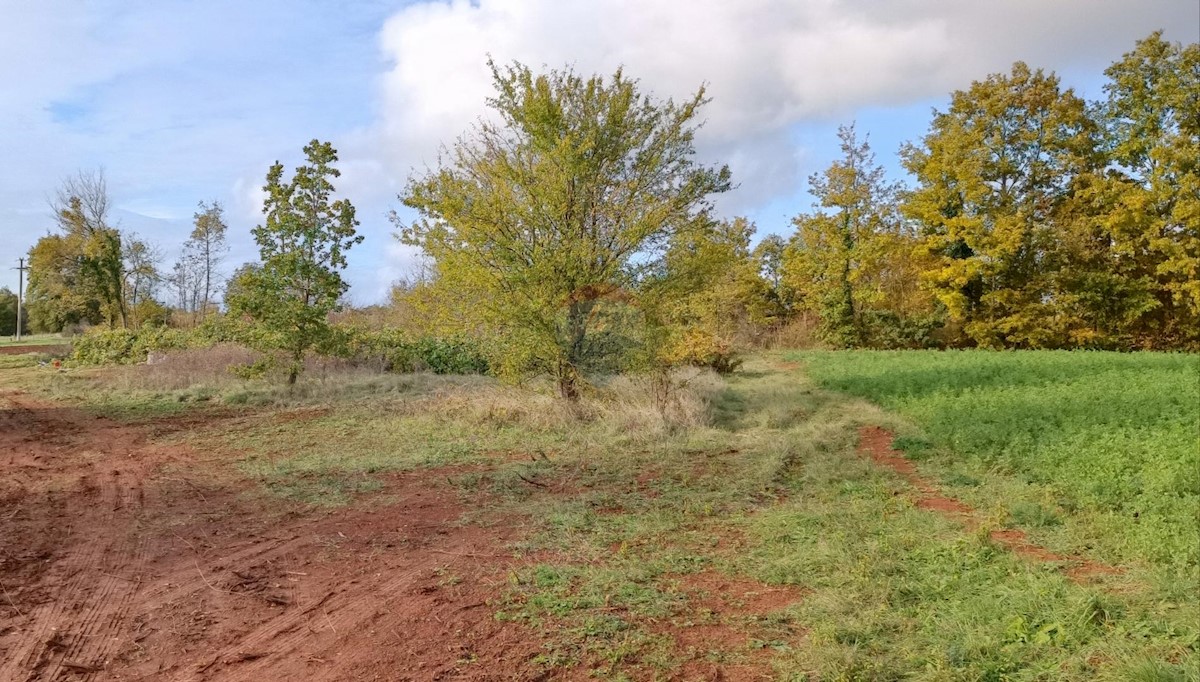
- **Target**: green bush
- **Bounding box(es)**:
[71,325,198,365]
[333,327,489,375]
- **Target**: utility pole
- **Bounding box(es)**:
[13,257,27,341]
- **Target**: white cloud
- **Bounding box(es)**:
[373,0,1195,212]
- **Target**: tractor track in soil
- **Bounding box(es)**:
[0,391,548,681]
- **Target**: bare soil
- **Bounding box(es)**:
[857,426,1121,581]
[0,346,70,356]
[0,390,546,681]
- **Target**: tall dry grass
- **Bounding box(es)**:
[82,344,724,436]
[430,367,723,436]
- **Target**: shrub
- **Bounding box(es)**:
[330,327,489,375]
[662,328,743,374]
[71,326,198,365]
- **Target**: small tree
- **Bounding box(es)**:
[399,61,731,399]
[787,124,902,348]
[227,140,363,384]
[187,200,229,321]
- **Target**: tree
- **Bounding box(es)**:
[26,170,127,331]
[122,234,165,326]
[901,63,1101,347]
[641,216,776,371]
[1087,32,1200,348]
[0,287,28,337]
[167,251,201,318]
[399,60,731,399]
[752,234,797,324]
[227,140,363,384]
[787,124,905,347]
[187,201,229,320]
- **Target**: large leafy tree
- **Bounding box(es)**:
[399,61,731,398]
[0,287,27,337]
[1088,32,1200,348]
[26,170,127,331]
[227,140,363,384]
[787,125,910,347]
[901,63,1101,347]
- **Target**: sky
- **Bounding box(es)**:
[1,0,1196,302]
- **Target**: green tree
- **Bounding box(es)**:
[187,200,229,321]
[1088,32,1200,348]
[0,287,28,337]
[645,217,766,370]
[751,234,797,325]
[122,235,164,326]
[901,63,1100,347]
[227,140,363,384]
[27,170,127,331]
[399,61,731,398]
[787,124,903,347]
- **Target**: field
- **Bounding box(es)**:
[0,349,1196,680]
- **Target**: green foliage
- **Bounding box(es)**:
[226,140,363,384]
[335,327,489,375]
[1089,32,1200,348]
[399,60,731,398]
[640,217,768,373]
[785,125,939,350]
[901,62,1102,348]
[0,287,28,337]
[70,325,196,365]
[801,349,1200,569]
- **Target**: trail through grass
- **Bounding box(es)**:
[5,351,1196,679]
[798,351,1200,578]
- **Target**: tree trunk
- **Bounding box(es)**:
[557,300,592,401]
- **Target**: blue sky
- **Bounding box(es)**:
[1,0,1195,302]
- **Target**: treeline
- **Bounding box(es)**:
[793,33,1198,351]
[22,32,1198,394]
[24,172,230,333]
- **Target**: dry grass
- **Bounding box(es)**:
[416,367,723,437]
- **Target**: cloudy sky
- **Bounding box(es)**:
[1,0,1195,301]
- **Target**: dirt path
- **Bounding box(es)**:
[0,346,70,356]
[0,391,546,681]
[857,426,1120,581]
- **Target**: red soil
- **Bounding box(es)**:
[857,425,1122,581]
[0,390,546,681]
[655,571,805,681]
[0,345,70,356]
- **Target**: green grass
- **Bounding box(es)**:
[796,350,1200,575]
[3,351,1196,679]
[0,333,69,348]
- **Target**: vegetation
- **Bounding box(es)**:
[0,287,29,337]
[10,351,1195,679]
[399,60,732,398]
[168,200,229,323]
[227,139,363,384]
[801,350,1200,572]
[16,32,1197,385]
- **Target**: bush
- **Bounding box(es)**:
[859,310,948,350]
[662,328,742,374]
[71,326,198,365]
[331,327,489,375]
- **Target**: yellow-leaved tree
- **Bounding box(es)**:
[398,61,731,399]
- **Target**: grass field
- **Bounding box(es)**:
[4,350,1197,680]
[799,351,1200,576]
[0,333,67,348]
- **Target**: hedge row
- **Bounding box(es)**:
[71,322,489,376]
